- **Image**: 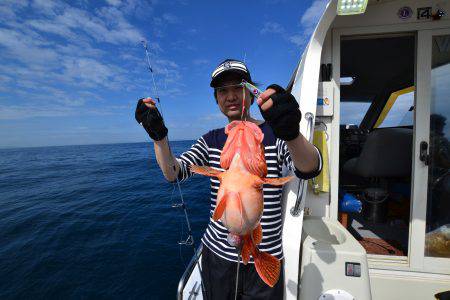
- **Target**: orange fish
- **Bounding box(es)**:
[190,121,293,287]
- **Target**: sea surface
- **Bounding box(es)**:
[0,141,211,299]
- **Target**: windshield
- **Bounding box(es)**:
[340,101,372,126]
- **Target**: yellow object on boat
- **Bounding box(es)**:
[310,130,330,194]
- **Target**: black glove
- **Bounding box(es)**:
[135,98,168,141]
[259,84,301,141]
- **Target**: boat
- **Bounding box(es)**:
[178,0,450,299]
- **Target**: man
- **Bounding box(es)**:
[135,59,322,299]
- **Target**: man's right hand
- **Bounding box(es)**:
[135,98,168,141]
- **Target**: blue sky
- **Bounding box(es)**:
[0,0,328,148]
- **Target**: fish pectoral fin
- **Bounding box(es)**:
[190,165,223,178]
[252,177,264,189]
[252,223,263,245]
[213,191,243,225]
[262,176,294,186]
[254,250,281,288]
[213,193,228,221]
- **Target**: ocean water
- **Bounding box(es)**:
[0,141,211,299]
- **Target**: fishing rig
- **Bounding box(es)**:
[140,40,207,299]
[231,80,264,300]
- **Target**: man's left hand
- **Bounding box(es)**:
[257,84,301,141]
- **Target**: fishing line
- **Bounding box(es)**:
[141,39,207,299]
[141,39,193,247]
[234,250,242,300]
[167,184,187,267]
[241,83,246,121]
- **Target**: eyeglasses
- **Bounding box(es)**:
[214,83,244,97]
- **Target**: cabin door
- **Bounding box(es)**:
[335,27,450,274]
[337,34,415,260]
[411,28,450,274]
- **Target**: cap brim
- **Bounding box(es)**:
[210,69,251,87]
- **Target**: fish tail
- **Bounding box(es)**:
[253,247,281,288]
[241,223,262,265]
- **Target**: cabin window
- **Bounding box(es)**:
[375,88,414,128]
[424,35,450,259]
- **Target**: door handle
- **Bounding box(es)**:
[419,141,430,166]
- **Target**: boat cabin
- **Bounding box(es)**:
[179,0,450,299]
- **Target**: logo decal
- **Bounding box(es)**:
[417,7,432,20]
[397,6,412,20]
[223,62,231,69]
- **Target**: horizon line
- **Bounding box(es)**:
[0,139,196,151]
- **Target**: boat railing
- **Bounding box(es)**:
[290,112,315,217]
[177,244,203,300]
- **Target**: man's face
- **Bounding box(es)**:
[214,74,253,121]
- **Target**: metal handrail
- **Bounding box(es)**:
[290,112,315,217]
[177,244,203,300]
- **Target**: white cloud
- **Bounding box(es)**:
[187,28,198,35]
[0,27,60,65]
[0,105,121,120]
[264,0,288,4]
[162,13,179,24]
[0,1,28,20]
[31,0,65,16]
[0,0,185,127]
[106,0,122,6]
[27,19,77,40]
[200,113,225,122]
[0,105,73,120]
[62,57,122,88]
[289,0,328,47]
[288,34,305,47]
[300,0,328,29]
[271,0,328,48]
[54,6,143,45]
[193,59,209,66]
[260,22,285,35]
[260,0,327,49]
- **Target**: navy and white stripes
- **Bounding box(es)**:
[175,122,322,263]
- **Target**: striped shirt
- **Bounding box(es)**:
[176,122,322,263]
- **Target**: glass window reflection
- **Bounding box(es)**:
[425,35,450,258]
